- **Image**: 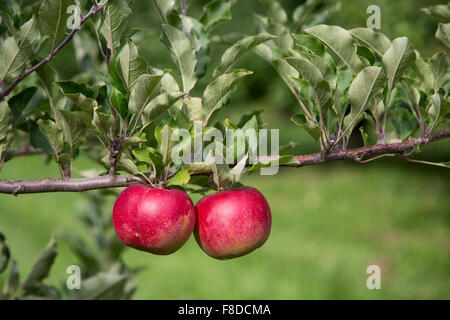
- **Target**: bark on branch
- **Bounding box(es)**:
[0,128,449,195]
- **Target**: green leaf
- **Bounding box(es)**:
[213,33,276,77]
[1,260,19,299]
[57,110,86,150]
[117,158,140,175]
[71,273,129,300]
[110,87,128,118]
[200,0,235,32]
[180,15,210,79]
[0,101,13,141]
[0,232,10,273]
[22,237,58,291]
[36,64,64,114]
[36,119,64,155]
[427,92,441,122]
[421,4,450,21]
[436,23,450,49]
[350,27,391,57]
[108,55,127,95]
[38,0,72,43]
[116,41,148,95]
[359,126,369,147]
[30,122,54,155]
[129,74,163,115]
[56,81,98,114]
[290,113,321,142]
[211,162,231,189]
[247,155,299,173]
[92,111,114,134]
[241,114,259,133]
[229,154,248,183]
[18,16,41,59]
[345,66,385,135]
[295,0,341,28]
[58,233,99,272]
[8,87,40,125]
[293,33,325,56]
[203,69,253,125]
[304,24,363,75]
[356,45,376,66]
[382,37,415,94]
[184,96,203,122]
[161,24,197,93]
[293,0,323,26]
[0,12,40,66]
[168,168,190,186]
[151,0,176,24]
[0,10,16,38]
[121,134,146,149]
[100,0,131,50]
[260,0,287,24]
[132,146,164,177]
[143,92,185,123]
[286,57,331,112]
[414,52,435,94]
[0,37,25,81]
[159,124,176,165]
[429,51,449,92]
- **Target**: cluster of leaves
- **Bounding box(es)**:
[1,0,449,187]
[0,190,137,300]
[0,0,288,190]
[255,0,450,156]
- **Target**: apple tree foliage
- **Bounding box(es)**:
[0,0,449,299]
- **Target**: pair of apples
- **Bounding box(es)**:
[112,184,272,259]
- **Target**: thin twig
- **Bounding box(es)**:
[354,153,395,164]
[0,2,107,101]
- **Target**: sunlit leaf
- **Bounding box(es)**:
[286,56,331,112]
[100,0,131,51]
[168,168,190,186]
[116,41,148,95]
[22,237,58,291]
[203,69,253,125]
[344,66,385,136]
[36,119,64,155]
[350,27,391,57]
[304,24,363,74]
[161,24,197,93]
[213,33,276,77]
[382,37,415,94]
[200,0,235,31]
[129,74,163,115]
[56,81,98,114]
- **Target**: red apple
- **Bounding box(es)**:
[112,184,196,255]
[195,186,272,260]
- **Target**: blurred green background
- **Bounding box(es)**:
[1,0,450,299]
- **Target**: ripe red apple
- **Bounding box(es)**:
[195,186,272,260]
[112,184,196,255]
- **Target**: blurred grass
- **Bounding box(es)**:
[0,152,449,299]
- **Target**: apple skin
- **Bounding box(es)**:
[112,184,196,255]
[195,186,272,260]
